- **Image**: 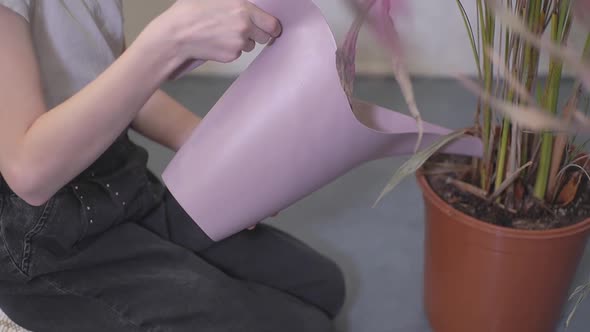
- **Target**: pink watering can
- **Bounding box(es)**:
[162,0,483,241]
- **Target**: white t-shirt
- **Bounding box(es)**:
[0,0,125,108]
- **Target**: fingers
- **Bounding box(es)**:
[247,3,282,38]
[249,26,271,44]
[228,2,281,60]
[242,38,256,52]
[243,25,273,53]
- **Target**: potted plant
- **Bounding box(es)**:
[365,0,590,331]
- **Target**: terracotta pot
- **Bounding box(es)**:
[417,172,590,332]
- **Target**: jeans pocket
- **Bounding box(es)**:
[22,191,91,277]
[48,190,90,247]
[0,194,56,277]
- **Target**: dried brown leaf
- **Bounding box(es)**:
[446,178,489,200]
[485,46,537,106]
[487,0,590,91]
[457,75,580,133]
[345,0,424,153]
[556,171,583,207]
[489,161,533,201]
[548,90,582,198]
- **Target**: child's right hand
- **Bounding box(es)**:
[139,0,282,71]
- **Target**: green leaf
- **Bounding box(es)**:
[373,129,468,207]
[456,0,482,79]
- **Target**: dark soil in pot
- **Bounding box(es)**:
[423,154,590,230]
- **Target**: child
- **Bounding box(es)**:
[0,0,345,331]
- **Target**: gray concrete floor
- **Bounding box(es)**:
[129,76,590,332]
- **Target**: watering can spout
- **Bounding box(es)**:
[162,0,483,241]
[350,99,483,160]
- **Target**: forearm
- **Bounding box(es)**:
[13,39,179,204]
[1,0,281,205]
[132,90,201,152]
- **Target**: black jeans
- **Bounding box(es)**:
[0,133,345,332]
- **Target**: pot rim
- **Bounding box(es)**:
[416,170,590,240]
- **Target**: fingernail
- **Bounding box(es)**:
[274,22,283,37]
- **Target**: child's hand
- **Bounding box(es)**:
[141,0,282,70]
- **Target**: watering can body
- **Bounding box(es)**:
[162,0,482,241]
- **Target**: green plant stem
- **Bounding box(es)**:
[494,2,517,195]
[524,0,542,92]
[477,0,486,188]
[480,2,495,190]
[533,12,566,200]
[574,32,590,90]
[495,19,515,195]
[559,0,571,39]
[521,0,543,167]
[496,112,512,194]
[456,0,481,79]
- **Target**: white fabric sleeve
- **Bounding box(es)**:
[0,0,31,22]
